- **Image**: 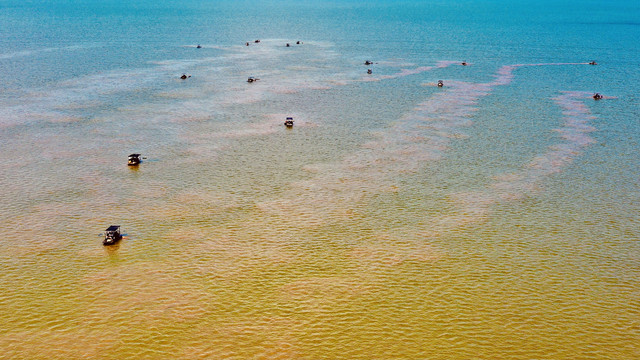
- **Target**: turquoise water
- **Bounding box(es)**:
[1,1,639,358]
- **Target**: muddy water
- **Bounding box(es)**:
[1,1,639,358]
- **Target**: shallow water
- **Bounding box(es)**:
[1,0,639,359]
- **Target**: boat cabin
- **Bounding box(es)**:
[128,153,141,166]
[103,225,122,246]
[285,117,294,127]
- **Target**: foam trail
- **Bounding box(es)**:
[438,91,597,232]
[0,44,102,60]
[490,62,594,87]
[0,39,456,130]
[256,65,506,227]
[0,40,317,127]
[257,62,598,231]
[361,60,459,82]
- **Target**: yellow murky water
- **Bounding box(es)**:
[2,122,638,359]
[0,42,638,359]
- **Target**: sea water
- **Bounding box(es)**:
[0,0,639,358]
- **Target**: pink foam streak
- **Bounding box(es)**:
[367,61,458,82]
[491,62,596,87]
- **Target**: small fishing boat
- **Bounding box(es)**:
[593,93,603,100]
[128,153,141,166]
[364,60,373,65]
[254,39,261,43]
[180,74,191,79]
[284,117,294,127]
[437,80,444,87]
[589,61,597,65]
[103,225,122,246]
[196,44,202,49]
[367,69,372,74]
[247,76,259,83]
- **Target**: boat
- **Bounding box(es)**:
[284,117,294,127]
[437,80,444,87]
[103,225,122,246]
[593,93,603,100]
[247,76,259,83]
[196,44,202,49]
[128,153,141,166]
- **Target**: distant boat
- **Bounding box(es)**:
[103,225,122,246]
[284,117,294,127]
[128,153,141,166]
[247,76,259,83]
[196,44,202,49]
